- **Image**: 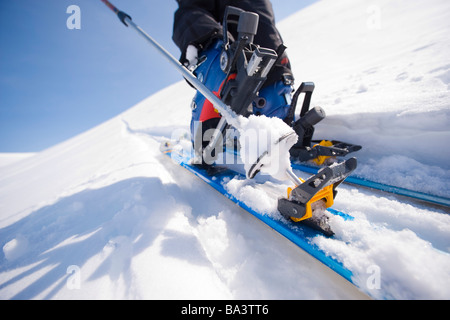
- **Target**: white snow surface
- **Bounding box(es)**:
[281,0,450,196]
[1,0,450,300]
[0,154,35,169]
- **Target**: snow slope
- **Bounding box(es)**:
[1,0,449,300]
[0,154,35,169]
[0,83,365,300]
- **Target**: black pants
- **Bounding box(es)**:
[172,0,293,86]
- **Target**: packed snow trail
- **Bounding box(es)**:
[1,0,450,300]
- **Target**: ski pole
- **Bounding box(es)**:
[100,0,239,129]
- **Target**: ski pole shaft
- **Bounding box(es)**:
[101,0,118,14]
[100,0,239,129]
[100,1,304,186]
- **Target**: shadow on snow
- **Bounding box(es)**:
[0,176,214,299]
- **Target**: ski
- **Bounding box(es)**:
[161,140,356,285]
[291,162,450,208]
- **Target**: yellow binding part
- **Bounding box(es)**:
[312,140,334,166]
[287,182,335,223]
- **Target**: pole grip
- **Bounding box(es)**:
[101,0,132,26]
[117,11,132,26]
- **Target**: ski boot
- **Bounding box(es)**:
[186,6,357,236]
[188,5,289,165]
[188,39,228,165]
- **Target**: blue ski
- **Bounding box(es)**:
[162,144,356,285]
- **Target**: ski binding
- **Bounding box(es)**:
[278,157,357,236]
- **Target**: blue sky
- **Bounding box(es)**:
[0,0,317,152]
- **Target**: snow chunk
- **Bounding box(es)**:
[197,215,229,260]
[3,235,29,262]
[238,115,297,181]
[225,178,277,216]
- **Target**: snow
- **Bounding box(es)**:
[238,115,297,181]
[0,153,35,168]
[1,0,450,300]
[280,0,450,196]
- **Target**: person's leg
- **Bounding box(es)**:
[173,0,223,62]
